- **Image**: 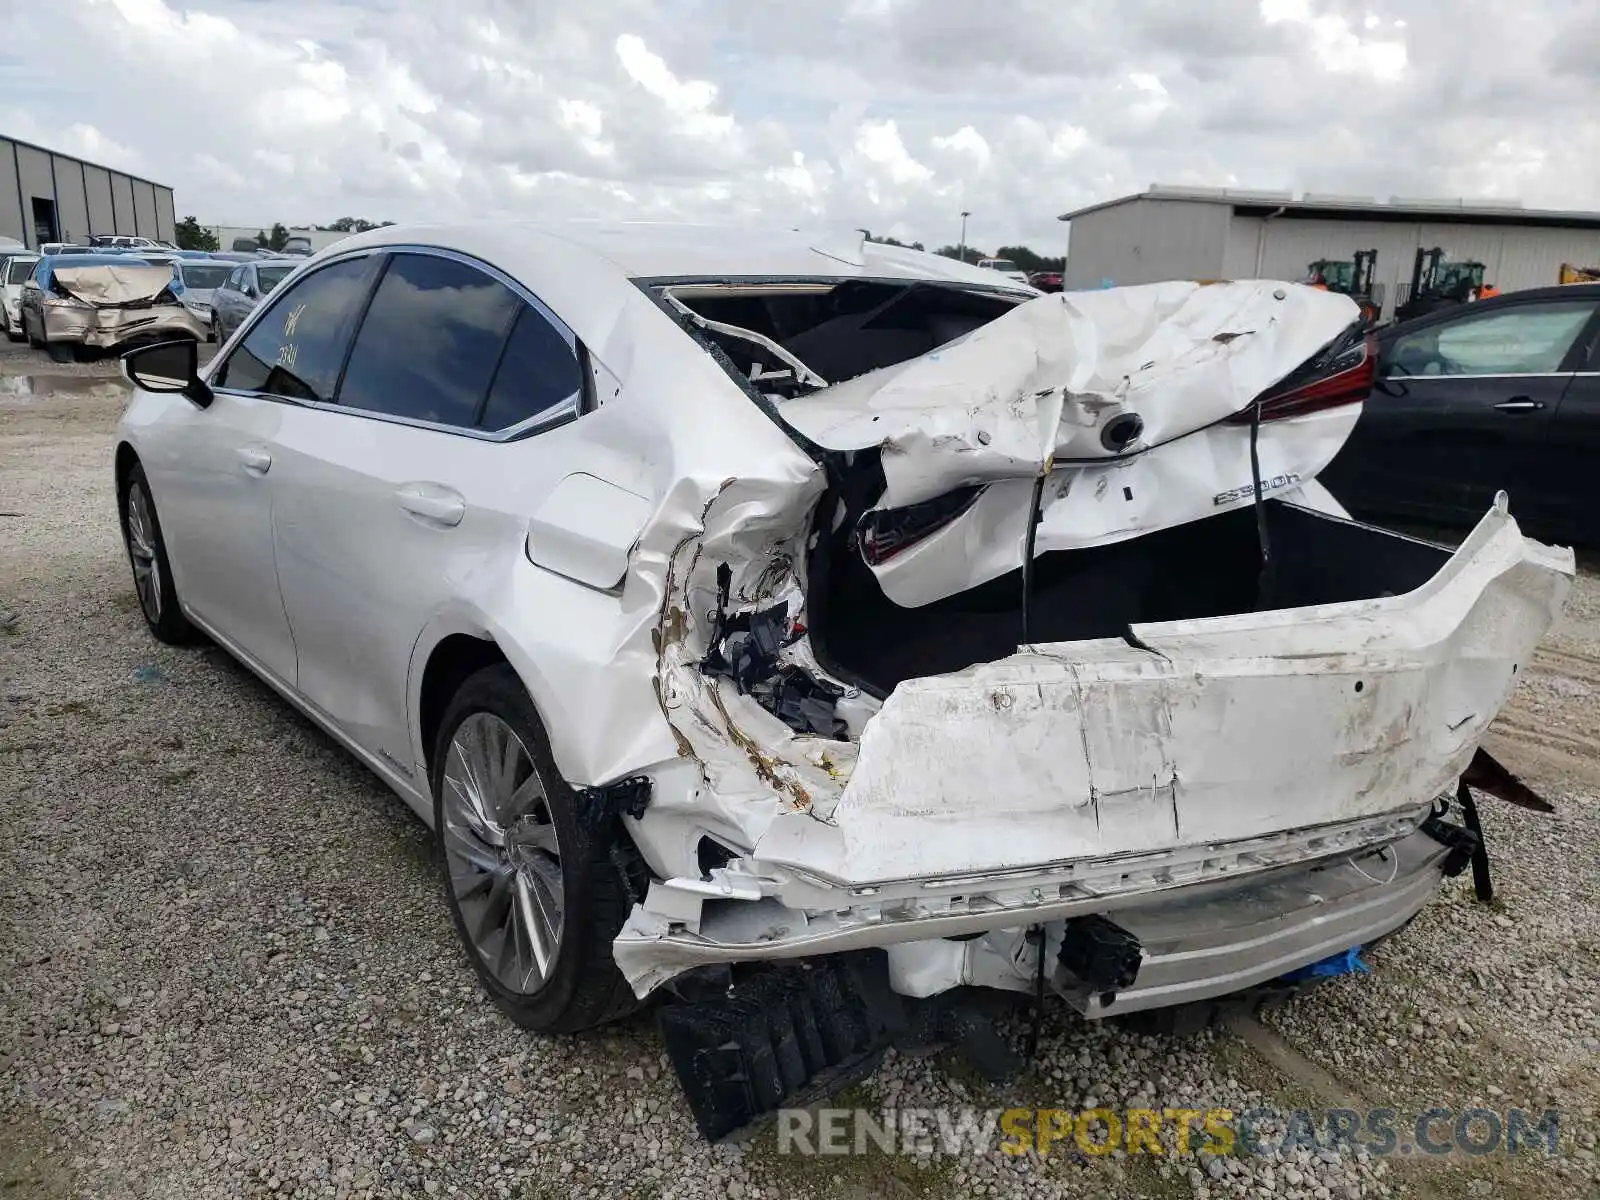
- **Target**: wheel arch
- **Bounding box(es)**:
[114,441,140,496]
[415,631,512,785]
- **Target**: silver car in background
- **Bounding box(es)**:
[170,259,235,340]
[1,251,40,341]
[210,259,297,343]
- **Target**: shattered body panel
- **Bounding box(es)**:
[42,264,204,348]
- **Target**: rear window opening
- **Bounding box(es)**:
[656,279,1025,399]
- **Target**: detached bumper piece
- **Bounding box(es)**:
[658,952,1020,1142]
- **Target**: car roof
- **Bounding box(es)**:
[324,221,1039,291]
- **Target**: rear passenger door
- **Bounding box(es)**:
[1545,308,1600,543]
[266,249,589,780]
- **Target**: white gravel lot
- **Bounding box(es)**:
[1,340,1596,1200]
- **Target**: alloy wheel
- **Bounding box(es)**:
[125,483,162,623]
[440,712,565,994]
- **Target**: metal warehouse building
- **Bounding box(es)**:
[1,134,176,250]
[1060,185,1600,320]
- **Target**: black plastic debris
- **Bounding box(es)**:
[1420,809,1482,880]
[1057,914,1143,992]
[577,775,652,828]
[658,951,1023,1143]
[701,600,847,738]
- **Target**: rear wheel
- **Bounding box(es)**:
[432,665,645,1033]
[119,463,197,644]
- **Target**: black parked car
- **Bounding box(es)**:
[1321,283,1600,545]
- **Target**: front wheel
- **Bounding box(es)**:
[432,665,646,1034]
[119,463,197,644]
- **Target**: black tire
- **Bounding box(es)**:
[431,664,647,1034]
[24,312,42,349]
[118,462,198,644]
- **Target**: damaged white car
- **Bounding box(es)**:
[114,224,1572,1139]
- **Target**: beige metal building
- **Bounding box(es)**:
[1,134,177,249]
[1060,185,1600,320]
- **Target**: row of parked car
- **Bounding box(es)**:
[0,239,299,359]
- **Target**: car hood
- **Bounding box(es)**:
[51,264,174,307]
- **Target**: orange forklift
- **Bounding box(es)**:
[1306,250,1381,325]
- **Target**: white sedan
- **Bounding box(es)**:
[114,223,1570,1138]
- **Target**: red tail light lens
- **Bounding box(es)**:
[856,485,983,566]
[1225,329,1376,424]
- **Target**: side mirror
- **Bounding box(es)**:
[122,339,212,409]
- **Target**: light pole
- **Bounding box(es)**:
[958,211,971,262]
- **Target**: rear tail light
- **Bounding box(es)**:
[855,485,983,566]
[1225,327,1376,424]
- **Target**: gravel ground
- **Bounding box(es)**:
[2,339,1596,1200]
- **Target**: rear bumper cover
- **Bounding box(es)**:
[617,499,1571,1000]
[42,304,205,347]
[615,808,1441,998]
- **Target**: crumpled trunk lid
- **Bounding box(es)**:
[780,280,1364,606]
[52,264,173,307]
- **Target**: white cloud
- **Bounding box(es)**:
[0,0,1593,251]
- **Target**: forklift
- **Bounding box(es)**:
[1306,250,1380,325]
[1394,247,1486,324]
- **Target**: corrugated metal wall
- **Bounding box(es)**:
[1225,214,1600,319]
[83,165,115,236]
[50,153,90,245]
[110,173,136,236]
[1063,199,1230,289]
[132,180,159,240]
[14,143,55,241]
[155,187,175,244]
[0,143,24,245]
[1,137,178,248]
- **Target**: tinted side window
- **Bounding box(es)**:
[1389,301,1599,377]
[215,256,370,401]
[481,304,583,430]
[337,253,519,426]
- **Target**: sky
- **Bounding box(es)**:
[2,0,1597,252]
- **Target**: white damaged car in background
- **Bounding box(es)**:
[112,225,1572,1141]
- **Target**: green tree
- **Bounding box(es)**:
[994,245,1065,273]
[268,222,290,252]
[932,245,984,265]
[173,216,219,252]
[255,229,269,248]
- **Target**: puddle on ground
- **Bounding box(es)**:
[0,374,129,401]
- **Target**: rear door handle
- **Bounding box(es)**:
[1494,398,1545,412]
[236,446,272,474]
[396,482,466,528]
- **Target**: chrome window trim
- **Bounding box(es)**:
[208,243,584,442]
[1385,370,1579,381]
